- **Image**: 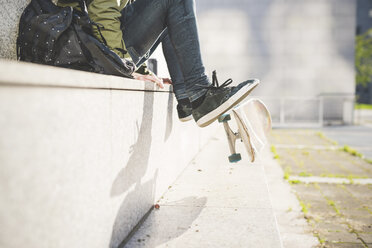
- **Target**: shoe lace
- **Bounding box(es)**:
[209,70,232,88]
[206,70,233,89]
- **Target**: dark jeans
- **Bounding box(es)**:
[120,0,209,101]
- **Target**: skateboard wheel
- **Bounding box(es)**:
[218,114,231,123]
[228,153,241,163]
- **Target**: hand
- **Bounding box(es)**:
[132,71,164,89]
[162,78,172,85]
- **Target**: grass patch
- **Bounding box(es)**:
[270,145,280,159]
[312,226,326,244]
[284,166,291,180]
[365,158,372,164]
[325,197,341,215]
[355,103,372,110]
[320,173,345,178]
[302,150,310,156]
[316,131,326,139]
[299,171,313,177]
[299,200,311,214]
[348,176,354,184]
[316,131,338,145]
[341,145,363,158]
[318,237,325,244]
[289,180,301,184]
[339,144,372,165]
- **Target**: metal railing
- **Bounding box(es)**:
[256,94,355,127]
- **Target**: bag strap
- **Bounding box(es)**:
[76,0,88,16]
[74,23,134,77]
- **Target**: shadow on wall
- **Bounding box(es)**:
[164,91,174,142]
[111,171,159,248]
[109,87,176,248]
[109,90,155,248]
[107,83,202,247]
[110,90,154,198]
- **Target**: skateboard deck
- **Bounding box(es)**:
[219,98,272,163]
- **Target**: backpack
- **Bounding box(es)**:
[16,0,135,78]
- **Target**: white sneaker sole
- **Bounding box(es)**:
[196,79,259,127]
[179,115,193,122]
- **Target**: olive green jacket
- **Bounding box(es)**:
[58,0,129,59]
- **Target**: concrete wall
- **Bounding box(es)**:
[0,60,217,248]
[196,0,356,125]
[0,0,29,59]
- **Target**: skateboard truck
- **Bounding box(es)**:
[218,113,242,163]
[218,98,272,163]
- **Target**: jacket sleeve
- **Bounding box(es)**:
[88,0,129,58]
[90,0,151,74]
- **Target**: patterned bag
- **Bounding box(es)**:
[17,0,135,78]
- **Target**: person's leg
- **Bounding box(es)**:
[161,31,187,101]
[162,31,193,121]
[121,0,259,127]
[120,0,209,101]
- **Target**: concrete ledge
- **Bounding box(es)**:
[0,60,217,248]
[0,60,172,92]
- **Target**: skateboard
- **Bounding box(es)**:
[218,98,272,163]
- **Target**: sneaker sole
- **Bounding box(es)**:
[179,115,193,122]
[196,79,259,127]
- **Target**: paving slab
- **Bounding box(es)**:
[322,125,372,160]
[274,147,372,178]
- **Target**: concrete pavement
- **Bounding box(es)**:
[262,148,320,248]
[122,128,317,248]
[270,128,372,247]
[121,124,372,248]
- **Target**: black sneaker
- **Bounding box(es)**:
[192,71,259,127]
[177,99,193,122]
